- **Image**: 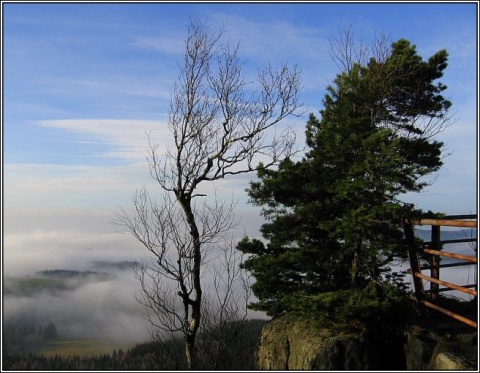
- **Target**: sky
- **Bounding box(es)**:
[2,1,478,345]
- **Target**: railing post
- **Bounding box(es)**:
[403,219,427,317]
[430,225,441,304]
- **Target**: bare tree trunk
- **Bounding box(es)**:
[177,194,201,369]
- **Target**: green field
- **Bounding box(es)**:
[31,339,131,358]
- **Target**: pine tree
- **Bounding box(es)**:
[237,39,452,323]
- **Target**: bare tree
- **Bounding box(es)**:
[116,17,302,369]
[328,24,371,73]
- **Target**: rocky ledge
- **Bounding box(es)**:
[255,313,477,370]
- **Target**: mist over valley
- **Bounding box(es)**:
[4,228,475,355]
[4,260,152,350]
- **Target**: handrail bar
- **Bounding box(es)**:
[413,272,477,296]
[408,294,477,328]
[407,218,477,228]
[422,248,477,263]
[421,299,477,328]
[425,284,477,293]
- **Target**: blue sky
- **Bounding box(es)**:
[3,1,478,275]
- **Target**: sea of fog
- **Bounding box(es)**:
[3,227,477,349]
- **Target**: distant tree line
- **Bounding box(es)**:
[3,319,265,370]
[90,261,140,271]
[37,269,108,278]
[4,350,151,371]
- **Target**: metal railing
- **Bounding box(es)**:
[403,214,477,328]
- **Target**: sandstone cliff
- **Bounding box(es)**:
[255,314,477,370]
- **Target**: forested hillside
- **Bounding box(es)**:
[3,319,265,370]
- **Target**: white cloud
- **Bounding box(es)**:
[4,227,140,266]
[4,162,152,213]
[4,161,265,247]
[38,119,172,161]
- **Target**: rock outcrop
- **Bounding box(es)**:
[255,314,477,370]
[405,322,477,370]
